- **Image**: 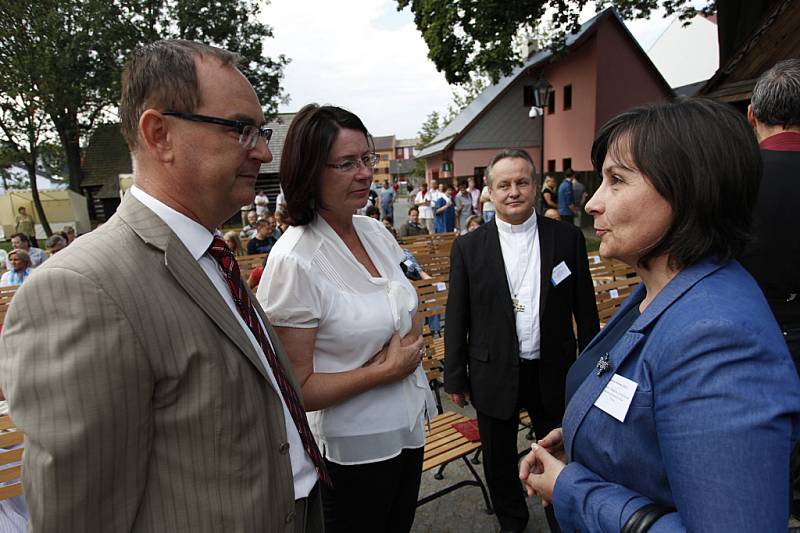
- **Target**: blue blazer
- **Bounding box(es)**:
[552,258,800,532]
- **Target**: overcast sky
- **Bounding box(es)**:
[261,1,681,139]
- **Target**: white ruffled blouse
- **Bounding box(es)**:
[257,214,435,465]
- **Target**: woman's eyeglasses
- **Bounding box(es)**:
[325,153,380,172]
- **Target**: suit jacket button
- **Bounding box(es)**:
[285,510,296,523]
[279,442,290,454]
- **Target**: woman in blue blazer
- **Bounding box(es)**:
[520,98,800,532]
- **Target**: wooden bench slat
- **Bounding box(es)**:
[0,483,23,500]
[0,431,22,448]
[0,465,21,484]
[0,448,24,466]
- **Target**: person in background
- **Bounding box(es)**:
[222,230,245,256]
[414,182,435,234]
[569,171,587,228]
[0,250,32,287]
[740,58,800,520]
[398,206,429,238]
[275,210,289,234]
[557,171,577,224]
[239,209,258,239]
[382,216,398,239]
[14,207,36,248]
[465,214,483,233]
[257,103,432,533]
[6,233,46,270]
[520,98,800,533]
[267,213,282,240]
[454,180,474,235]
[61,225,77,244]
[254,189,270,218]
[541,176,558,212]
[248,255,268,291]
[380,180,395,221]
[365,205,380,220]
[544,208,561,221]
[467,177,480,214]
[247,219,278,254]
[433,182,455,233]
[275,186,287,215]
[446,148,598,533]
[45,234,67,255]
[480,180,496,222]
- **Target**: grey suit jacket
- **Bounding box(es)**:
[0,195,301,532]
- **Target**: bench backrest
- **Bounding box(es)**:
[0,414,23,501]
[0,285,20,330]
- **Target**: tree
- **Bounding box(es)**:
[396,0,715,84]
[413,111,443,178]
[0,0,288,193]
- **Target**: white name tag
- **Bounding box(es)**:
[594,373,638,423]
[609,288,619,298]
[593,255,602,264]
[551,261,571,286]
[435,282,447,292]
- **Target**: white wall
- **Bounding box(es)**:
[647,16,719,88]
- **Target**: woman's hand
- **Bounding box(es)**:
[537,427,565,462]
[519,442,566,506]
[379,333,424,382]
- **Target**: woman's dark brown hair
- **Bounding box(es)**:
[280,104,371,226]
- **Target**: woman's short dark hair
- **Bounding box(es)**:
[590,98,762,270]
[280,104,371,226]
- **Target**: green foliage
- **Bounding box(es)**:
[417,111,443,148]
[0,0,288,191]
[396,0,715,84]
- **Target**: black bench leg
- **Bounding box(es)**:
[461,456,493,514]
[471,449,481,464]
[434,463,447,480]
[526,427,535,440]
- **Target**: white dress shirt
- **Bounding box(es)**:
[129,186,318,498]
[258,215,436,465]
[496,212,542,359]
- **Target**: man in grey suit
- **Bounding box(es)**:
[0,40,324,532]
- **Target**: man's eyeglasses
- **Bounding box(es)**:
[162,111,272,149]
[325,153,380,172]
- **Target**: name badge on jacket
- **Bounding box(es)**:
[551,261,571,286]
[594,373,638,422]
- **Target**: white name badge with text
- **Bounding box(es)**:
[551,261,571,286]
[594,373,638,423]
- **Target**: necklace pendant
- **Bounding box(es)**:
[512,298,525,313]
[596,354,611,376]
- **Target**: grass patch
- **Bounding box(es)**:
[585,236,600,252]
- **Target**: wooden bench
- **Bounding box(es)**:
[594,275,641,327]
[237,253,267,278]
[0,285,20,331]
[0,414,23,501]
[417,411,493,513]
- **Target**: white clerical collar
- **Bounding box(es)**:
[129,185,214,261]
[495,211,538,235]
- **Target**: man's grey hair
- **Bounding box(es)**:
[119,39,241,151]
[46,234,66,249]
[751,58,800,128]
[485,148,537,187]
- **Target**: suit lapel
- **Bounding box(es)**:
[116,194,271,382]
[537,217,556,317]
[486,221,516,326]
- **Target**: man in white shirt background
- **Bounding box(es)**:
[444,149,598,533]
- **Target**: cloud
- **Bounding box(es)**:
[261,0,452,138]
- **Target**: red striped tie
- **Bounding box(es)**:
[207,236,330,485]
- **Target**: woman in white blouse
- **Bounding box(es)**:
[257,104,434,533]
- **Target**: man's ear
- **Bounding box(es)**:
[747,104,758,128]
[139,110,174,162]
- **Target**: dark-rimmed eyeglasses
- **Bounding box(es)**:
[162,111,272,149]
[325,153,380,172]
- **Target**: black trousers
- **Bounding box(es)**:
[320,446,424,533]
[477,360,562,532]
